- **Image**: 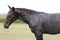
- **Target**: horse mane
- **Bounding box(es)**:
[16,8,36,12]
[15,8,45,15]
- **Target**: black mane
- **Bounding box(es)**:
[15,8,45,15]
[16,8,37,12]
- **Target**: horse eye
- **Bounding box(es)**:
[11,15,14,17]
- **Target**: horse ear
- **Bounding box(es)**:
[12,7,15,11]
[8,5,11,9]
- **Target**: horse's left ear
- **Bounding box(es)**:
[12,7,15,11]
[8,5,11,9]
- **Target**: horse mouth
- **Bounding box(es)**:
[4,23,9,29]
[4,26,9,29]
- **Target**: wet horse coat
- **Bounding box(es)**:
[4,6,60,40]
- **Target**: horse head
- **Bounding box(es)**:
[4,5,18,29]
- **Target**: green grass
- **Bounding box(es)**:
[0,23,60,40]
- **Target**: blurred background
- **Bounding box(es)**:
[0,0,60,40]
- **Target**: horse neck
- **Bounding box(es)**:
[17,10,31,24]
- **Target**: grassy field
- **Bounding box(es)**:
[0,23,60,40]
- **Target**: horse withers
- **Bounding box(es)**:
[4,5,60,40]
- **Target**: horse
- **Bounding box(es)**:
[4,5,60,40]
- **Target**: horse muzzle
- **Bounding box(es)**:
[4,23,9,29]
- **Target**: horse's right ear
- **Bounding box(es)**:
[8,5,11,9]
